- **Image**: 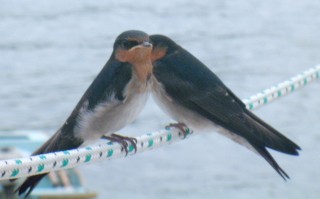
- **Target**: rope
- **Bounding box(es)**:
[243,65,320,109]
[0,65,319,180]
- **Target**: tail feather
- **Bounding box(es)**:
[242,111,300,179]
[244,110,301,156]
[251,142,290,180]
[17,174,46,198]
[16,129,83,198]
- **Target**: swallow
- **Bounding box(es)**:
[17,30,153,198]
[150,34,301,180]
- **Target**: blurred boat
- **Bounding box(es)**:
[0,131,97,199]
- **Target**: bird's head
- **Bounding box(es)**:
[114,30,152,64]
[150,34,178,62]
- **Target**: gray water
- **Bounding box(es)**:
[1,0,320,198]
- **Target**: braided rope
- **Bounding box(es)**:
[0,65,319,180]
[243,65,320,109]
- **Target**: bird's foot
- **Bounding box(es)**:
[101,134,137,155]
[165,122,192,138]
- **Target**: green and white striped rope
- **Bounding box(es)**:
[0,65,319,180]
[243,65,320,110]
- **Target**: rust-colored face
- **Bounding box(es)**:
[151,46,167,62]
[115,37,152,65]
[114,35,153,83]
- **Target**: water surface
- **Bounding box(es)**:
[0,1,320,198]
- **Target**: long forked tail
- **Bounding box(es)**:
[251,142,290,180]
[242,110,300,179]
[244,110,301,156]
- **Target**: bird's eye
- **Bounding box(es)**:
[121,40,139,49]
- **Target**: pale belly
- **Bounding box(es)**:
[151,77,213,130]
[75,78,150,144]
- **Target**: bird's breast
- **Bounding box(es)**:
[151,77,215,130]
[132,61,153,85]
[75,76,150,144]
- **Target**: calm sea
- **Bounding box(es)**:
[0,0,320,198]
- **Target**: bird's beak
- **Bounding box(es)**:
[142,41,152,48]
[129,41,152,51]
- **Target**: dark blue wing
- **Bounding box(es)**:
[152,40,300,156]
[17,59,133,197]
[74,59,132,111]
[63,59,132,135]
[152,40,301,179]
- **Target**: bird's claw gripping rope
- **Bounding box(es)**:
[101,133,138,155]
[165,123,193,138]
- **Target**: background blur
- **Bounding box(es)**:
[1,0,320,198]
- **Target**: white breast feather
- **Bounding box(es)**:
[75,75,150,144]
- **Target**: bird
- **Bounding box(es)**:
[16,30,153,198]
[150,34,301,180]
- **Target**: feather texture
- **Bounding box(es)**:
[151,34,300,179]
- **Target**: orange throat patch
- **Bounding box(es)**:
[151,46,167,62]
[115,47,153,84]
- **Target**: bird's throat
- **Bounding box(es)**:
[132,60,153,84]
